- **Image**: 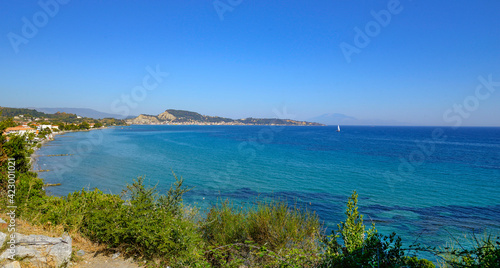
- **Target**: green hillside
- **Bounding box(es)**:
[0,107,50,118]
[0,106,127,126]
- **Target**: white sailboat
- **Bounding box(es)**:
[337,125,340,132]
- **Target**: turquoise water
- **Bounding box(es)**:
[35,125,500,251]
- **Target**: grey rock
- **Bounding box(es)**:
[2,261,21,268]
[77,249,85,256]
[0,232,7,246]
[0,233,72,267]
[112,252,121,259]
[0,218,6,224]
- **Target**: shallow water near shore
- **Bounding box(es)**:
[36,125,500,258]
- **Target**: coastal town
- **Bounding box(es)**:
[0,107,127,146]
[2,116,95,141]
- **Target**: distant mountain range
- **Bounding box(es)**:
[308,113,406,126]
[33,108,130,119]
[308,113,358,126]
[127,109,324,126]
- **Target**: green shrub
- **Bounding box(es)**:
[15,183,124,231]
[201,198,322,267]
[1,135,31,173]
[14,172,45,206]
[247,200,320,253]
[79,176,205,264]
[321,191,435,268]
[404,256,436,267]
[15,174,207,266]
[437,234,500,267]
[203,199,247,246]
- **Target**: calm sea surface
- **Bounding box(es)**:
[35,125,500,251]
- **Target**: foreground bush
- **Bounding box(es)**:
[17,175,208,266]
[320,191,435,268]
[83,176,204,264]
[435,234,500,268]
[202,199,322,267]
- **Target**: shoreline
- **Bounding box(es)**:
[29,130,65,172]
[29,127,111,173]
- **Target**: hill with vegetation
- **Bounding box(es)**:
[0,106,127,127]
[0,107,49,118]
[127,109,325,126]
[33,107,128,119]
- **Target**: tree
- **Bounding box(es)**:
[27,132,36,141]
[0,117,17,130]
[56,122,66,131]
[0,117,18,169]
[323,191,375,258]
[337,190,374,252]
[321,191,434,267]
[2,135,30,173]
[79,121,90,130]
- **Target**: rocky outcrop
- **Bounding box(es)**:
[0,232,72,268]
[126,114,160,125]
[157,111,176,121]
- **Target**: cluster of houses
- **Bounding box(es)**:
[2,124,61,142]
[3,124,60,135]
[3,125,39,136]
[3,122,98,136]
[3,112,102,142]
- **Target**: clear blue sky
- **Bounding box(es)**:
[1,0,499,126]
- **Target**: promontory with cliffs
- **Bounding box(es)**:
[127,109,324,126]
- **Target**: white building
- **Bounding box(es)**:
[39,125,59,131]
[3,126,38,136]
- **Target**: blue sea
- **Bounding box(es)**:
[35,125,500,255]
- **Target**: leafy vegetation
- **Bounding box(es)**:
[0,107,49,118]
[1,116,498,267]
[320,191,434,267]
[202,199,321,266]
[425,233,500,267]
[0,106,127,126]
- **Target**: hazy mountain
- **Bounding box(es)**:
[308,113,358,125]
[33,108,129,119]
[308,113,407,126]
